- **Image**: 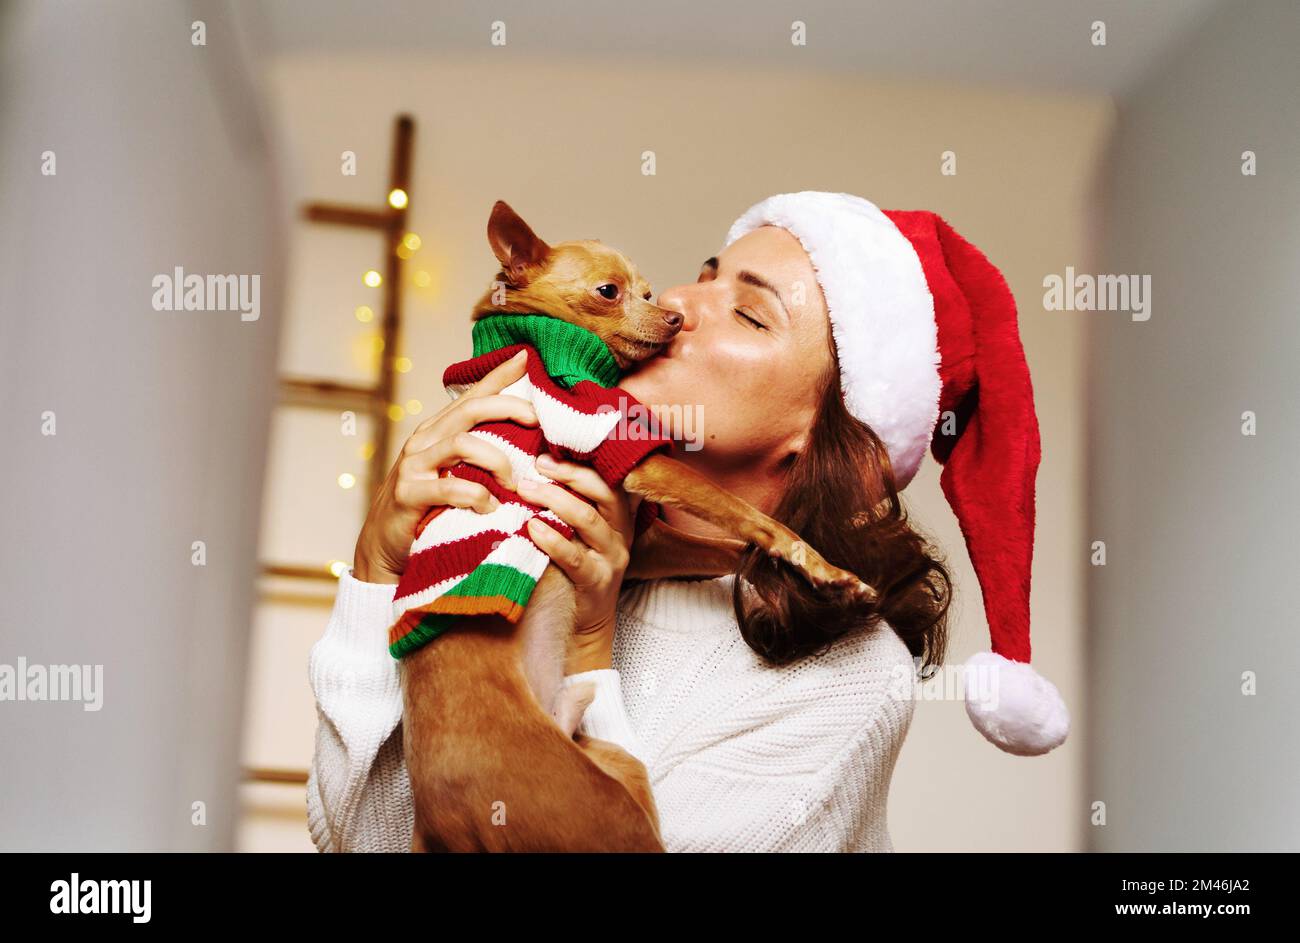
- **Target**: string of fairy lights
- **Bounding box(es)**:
[324,186,427,579]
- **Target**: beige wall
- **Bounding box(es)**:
[242,53,1114,850]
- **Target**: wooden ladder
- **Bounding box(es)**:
[246,114,415,787]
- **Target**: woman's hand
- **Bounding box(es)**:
[521,455,644,674]
[352,350,538,584]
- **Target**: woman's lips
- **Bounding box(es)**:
[614,332,664,349]
[622,342,674,374]
[614,331,679,361]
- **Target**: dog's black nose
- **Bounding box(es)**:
[663,311,683,329]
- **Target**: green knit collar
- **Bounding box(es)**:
[471,312,621,389]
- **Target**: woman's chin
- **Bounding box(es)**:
[620,355,672,401]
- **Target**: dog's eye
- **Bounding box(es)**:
[642,291,652,301]
[596,284,619,300]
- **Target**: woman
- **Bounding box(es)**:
[306,191,1064,852]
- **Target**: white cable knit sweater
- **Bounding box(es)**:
[307,567,919,852]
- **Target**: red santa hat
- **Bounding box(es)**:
[725,191,1069,756]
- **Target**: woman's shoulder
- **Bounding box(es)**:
[791,617,918,732]
[623,571,917,674]
[831,616,918,695]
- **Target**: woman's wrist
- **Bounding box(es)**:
[566,623,614,673]
[353,562,396,585]
[353,536,400,585]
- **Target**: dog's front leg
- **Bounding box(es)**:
[623,454,878,603]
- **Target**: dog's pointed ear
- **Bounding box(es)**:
[487,200,551,285]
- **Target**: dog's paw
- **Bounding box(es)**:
[796,549,879,606]
[822,568,879,606]
[843,577,879,606]
[755,527,879,605]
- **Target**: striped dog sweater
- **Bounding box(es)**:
[387,313,675,658]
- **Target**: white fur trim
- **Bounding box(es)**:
[724,192,942,490]
[962,651,1070,756]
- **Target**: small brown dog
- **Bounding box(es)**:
[400,202,875,852]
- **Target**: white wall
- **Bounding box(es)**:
[1088,0,1300,851]
[0,0,285,850]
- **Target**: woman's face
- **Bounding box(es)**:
[622,225,834,480]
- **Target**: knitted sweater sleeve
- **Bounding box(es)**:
[305,568,412,852]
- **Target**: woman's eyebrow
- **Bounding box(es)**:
[737,270,791,323]
[703,256,789,322]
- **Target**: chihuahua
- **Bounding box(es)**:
[399,201,875,852]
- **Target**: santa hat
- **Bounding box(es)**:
[724,191,1069,756]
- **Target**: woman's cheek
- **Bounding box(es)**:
[622,344,791,459]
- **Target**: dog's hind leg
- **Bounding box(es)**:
[552,681,597,739]
[575,733,662,844]
[515,565,576,720]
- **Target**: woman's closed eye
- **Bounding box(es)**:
[734,307,768,330]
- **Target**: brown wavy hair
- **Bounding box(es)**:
[731,340,952,674]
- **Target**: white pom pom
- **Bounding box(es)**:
[963,652,1070,756]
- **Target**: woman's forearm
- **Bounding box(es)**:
[306,567,411,852]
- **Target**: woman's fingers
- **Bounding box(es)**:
[353,352,533,584]
[406,394,538,455]
[404,394,538,455]
[525,516,591,582]
[515,455,639,646]
[454,393,540,433]
[517,474,623,562]
[533,456,633,548]
[401,430,520,492]
[395,475,500,516]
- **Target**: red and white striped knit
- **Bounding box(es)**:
[388,314,673,658]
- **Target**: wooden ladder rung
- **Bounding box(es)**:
[260,563,341,582]
[303,203,396,230]
[244,767,309,785]
[278,376,382,412]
